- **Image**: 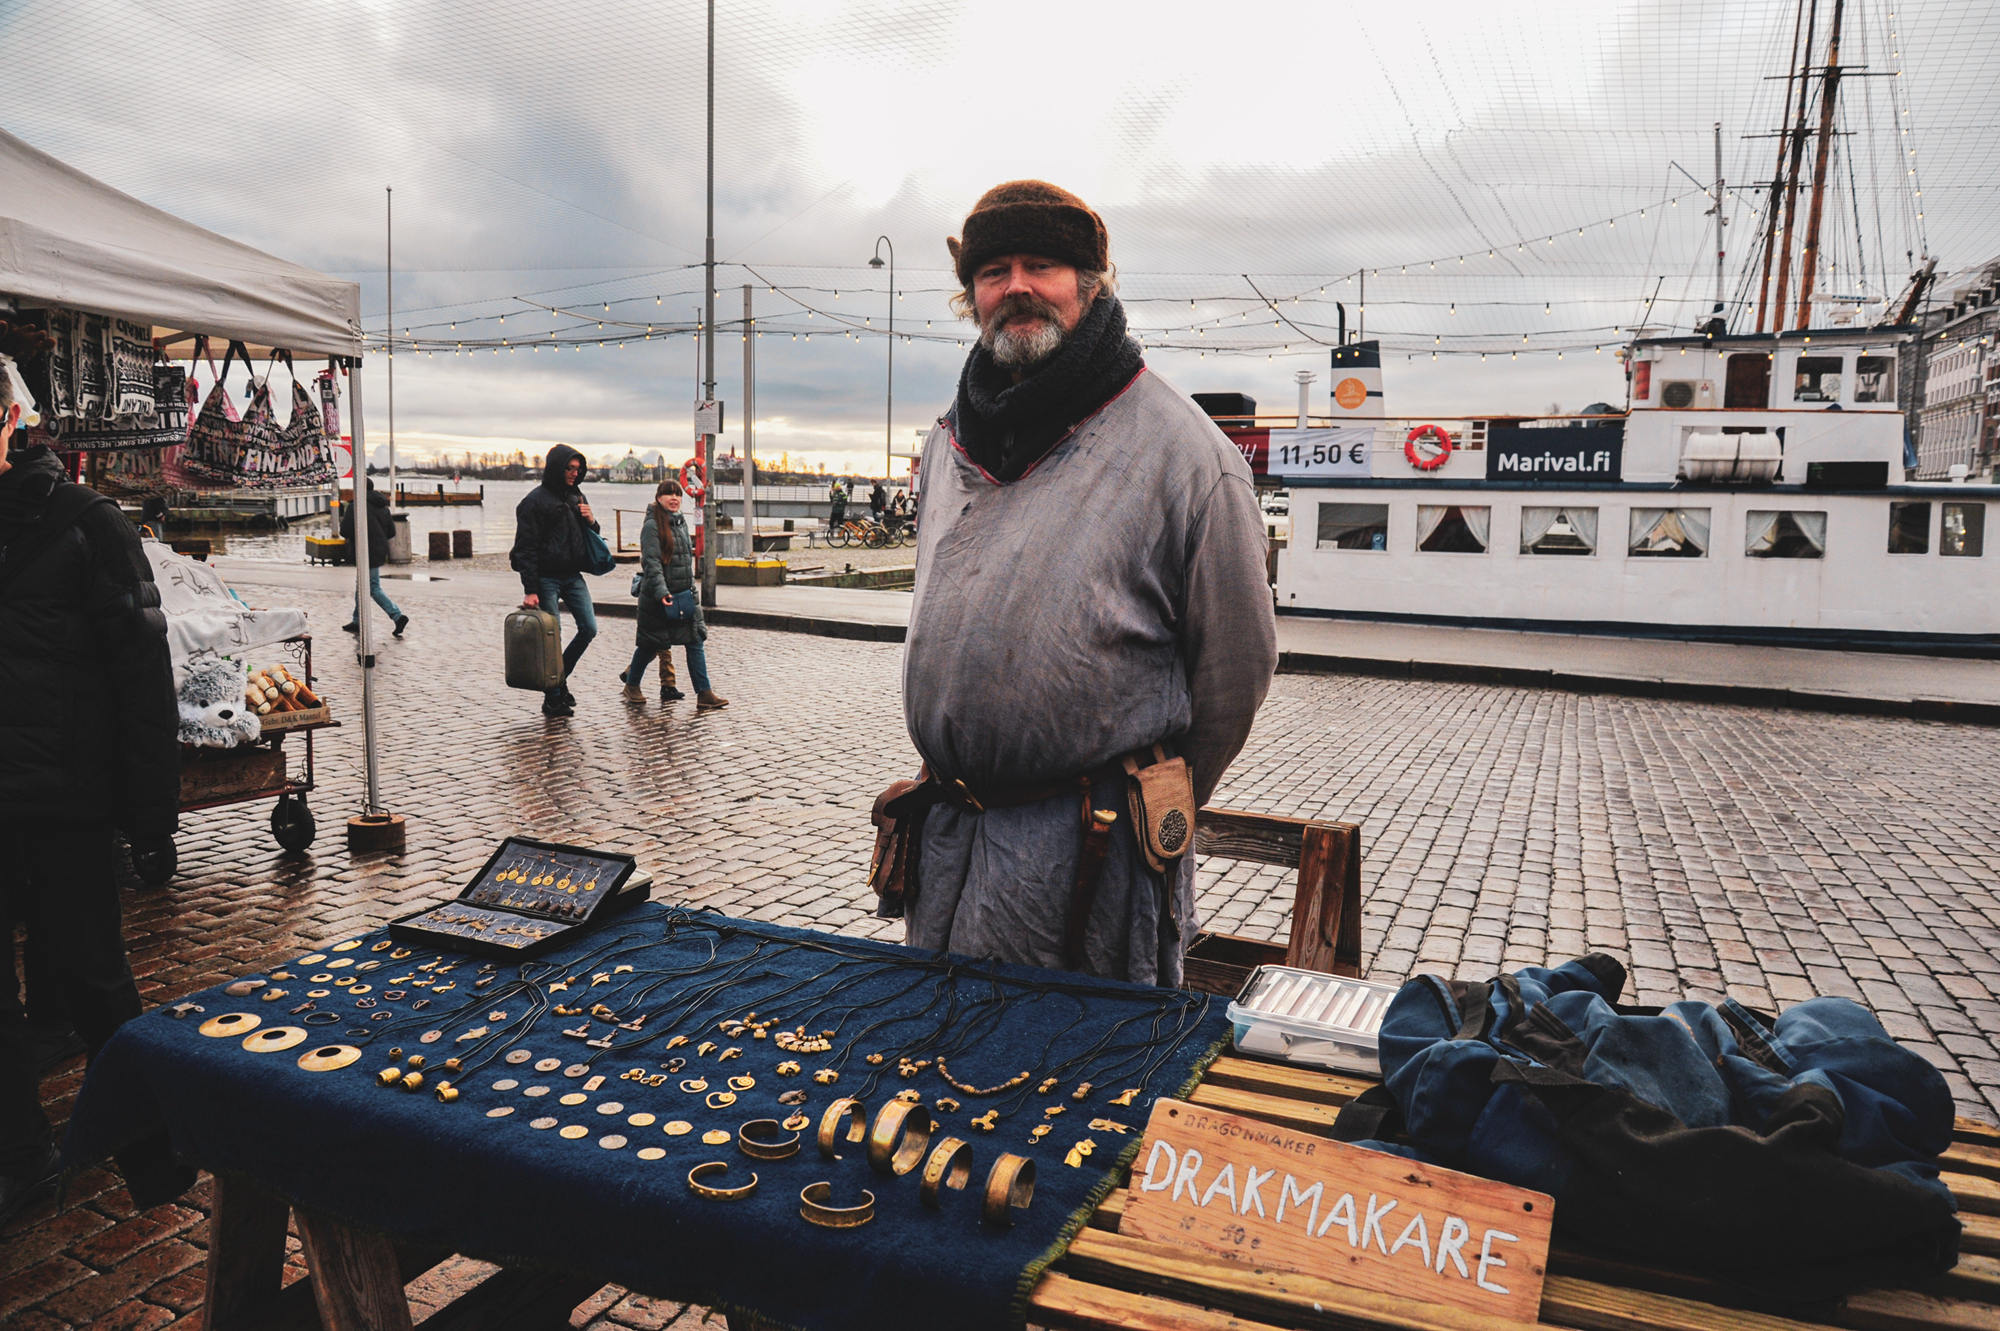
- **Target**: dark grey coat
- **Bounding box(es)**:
[634,510,705,650]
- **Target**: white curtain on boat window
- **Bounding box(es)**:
[1461,506,1491,550]
[1415,505,1450,549]
[1630,508,1671,552]
[1563,507,1599,551]
[1745,510,1780,554]
[1679,508,1711,552]
[1520,506,1561,552]
[1793,511,1827,554]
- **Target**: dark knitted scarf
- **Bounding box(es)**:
[952,292,1144,483]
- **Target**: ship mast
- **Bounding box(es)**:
[1794,0,1847,328]
[1769,0,1820,334]
[1753,0,1809,334]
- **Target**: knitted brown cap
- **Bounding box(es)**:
[947,181,1108,286]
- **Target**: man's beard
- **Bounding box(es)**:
[979,293,1071,370]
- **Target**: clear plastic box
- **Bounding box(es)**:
[1226,965,1400,1075]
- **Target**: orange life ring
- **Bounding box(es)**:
[1404,424,1453,470]
[679,456,707,503]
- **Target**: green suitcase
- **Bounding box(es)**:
[504,607,564,690]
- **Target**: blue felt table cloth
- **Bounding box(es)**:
[64,904,1229,1331]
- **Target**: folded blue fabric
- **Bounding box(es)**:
[64,904,1229,1331]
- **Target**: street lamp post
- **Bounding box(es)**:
[869,237,894,482]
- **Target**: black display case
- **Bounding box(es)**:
[388,837,648,958]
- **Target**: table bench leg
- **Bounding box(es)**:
[295,1204,417,1331]
[203,1172,298,1331]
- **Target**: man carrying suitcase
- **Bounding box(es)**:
[510,444,600,718]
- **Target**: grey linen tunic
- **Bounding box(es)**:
[892,368,1277,984]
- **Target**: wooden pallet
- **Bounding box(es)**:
[1027,1056,2000,1331]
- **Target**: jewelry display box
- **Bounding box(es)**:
[388,836,650,958]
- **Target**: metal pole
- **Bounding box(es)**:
[1294,369,1315,429]
[743,284,755,555]
[1358,270,1365,343]
[886,245,894,480]
[386,188,396,504]
[1713,122,1726,327]
[699,0,718,607]
[1794,0,1846,329]
[350,365,379,816]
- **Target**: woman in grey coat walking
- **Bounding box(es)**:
[620,479,727,709]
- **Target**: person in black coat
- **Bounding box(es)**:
[0,359,187,1226]
[339,478,407,637]
[509,444,601,718]
[869,481,887,522]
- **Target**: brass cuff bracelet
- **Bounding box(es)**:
[868,1099,933,1176]
[982,1153,1036,1227]
[919,1136,974,1210]
[799,1181,876,1228]
[738,1118,801,1160]
[818,1097,867,1159]
[687,1161,758,1201]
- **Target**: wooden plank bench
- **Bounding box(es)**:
[1182,805,1364,993]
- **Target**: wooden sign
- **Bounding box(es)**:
[1120,1099,1553,1324]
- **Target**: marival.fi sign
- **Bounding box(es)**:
[1485,423,1624,482]
[1121,1100,1553,1323]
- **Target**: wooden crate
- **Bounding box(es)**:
[1181,806,1363,996]
[180,746,286,803]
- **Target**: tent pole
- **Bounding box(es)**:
[344,362,404,853]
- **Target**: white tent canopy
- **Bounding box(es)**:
[0,127,360,356]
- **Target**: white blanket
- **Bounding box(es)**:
[144,543,309,681]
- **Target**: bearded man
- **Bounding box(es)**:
[878,180,1276,986]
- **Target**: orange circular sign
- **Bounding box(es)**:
[1333,377,1368,411]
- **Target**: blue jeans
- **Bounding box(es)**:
[355,566,401,623]
[537,575,597,691]
[625,641,711,694]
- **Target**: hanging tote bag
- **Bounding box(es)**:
[581,512,616,576]
[182,339,250,482]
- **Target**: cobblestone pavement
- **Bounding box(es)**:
[6,569,1999,1326]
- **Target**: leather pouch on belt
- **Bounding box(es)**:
[868,776,921,908]
[1122,745,1196,875]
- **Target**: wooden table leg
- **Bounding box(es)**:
[202,1172,294,1331]
[295,1204,417,1331]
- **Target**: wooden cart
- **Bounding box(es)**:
[141,634,336,884]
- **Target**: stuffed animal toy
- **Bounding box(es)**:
[178,655,263,748]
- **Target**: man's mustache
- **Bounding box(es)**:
[982,292,1064,330]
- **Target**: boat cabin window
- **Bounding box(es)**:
[1724,354,1771,409]
[1943,503,1985,557]
[1887,502,1930,554]
[1745,510,1826,559]
[1629,508,1711,557]
[1520,506,1597,556]
[1417,505,1490,553]
[1317,503,1389,551]
[1854,356,1896,404]
[1792,357,1843,404]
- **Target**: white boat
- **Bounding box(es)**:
[1225,328,1995,656]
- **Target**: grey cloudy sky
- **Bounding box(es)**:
[6,0,1996,473]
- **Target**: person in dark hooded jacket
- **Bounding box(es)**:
[510,444,601,717]
[339,477,406,637]
[0,341,186,1227]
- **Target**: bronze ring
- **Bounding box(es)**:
[687,1160,758,1200]
[737,1118,801,1160]
[817,1097,867,1160]
[982,1154,1035,1227]
[919,1137,974,1210]
[867,1099,932,1177]
[799,1181,875,1228]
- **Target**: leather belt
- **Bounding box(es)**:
[883,758,1129,819]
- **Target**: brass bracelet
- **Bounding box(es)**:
[982,1153,1035,1227]
[919,1137,974,1210]
[818,1097,867,1159]
[738,1118,801,1160]
[868,1099,932,1176]
[687,1161,758,1201]
[799,1181,875,1228]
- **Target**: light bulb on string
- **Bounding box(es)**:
[1450,302,1456,316]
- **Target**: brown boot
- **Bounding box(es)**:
[697,690,730,709]
[621,683,645,704]
[657,651,684,702]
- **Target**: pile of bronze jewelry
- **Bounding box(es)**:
[175,910,1214,1232]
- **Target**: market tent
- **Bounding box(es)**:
[0,126,360,356]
